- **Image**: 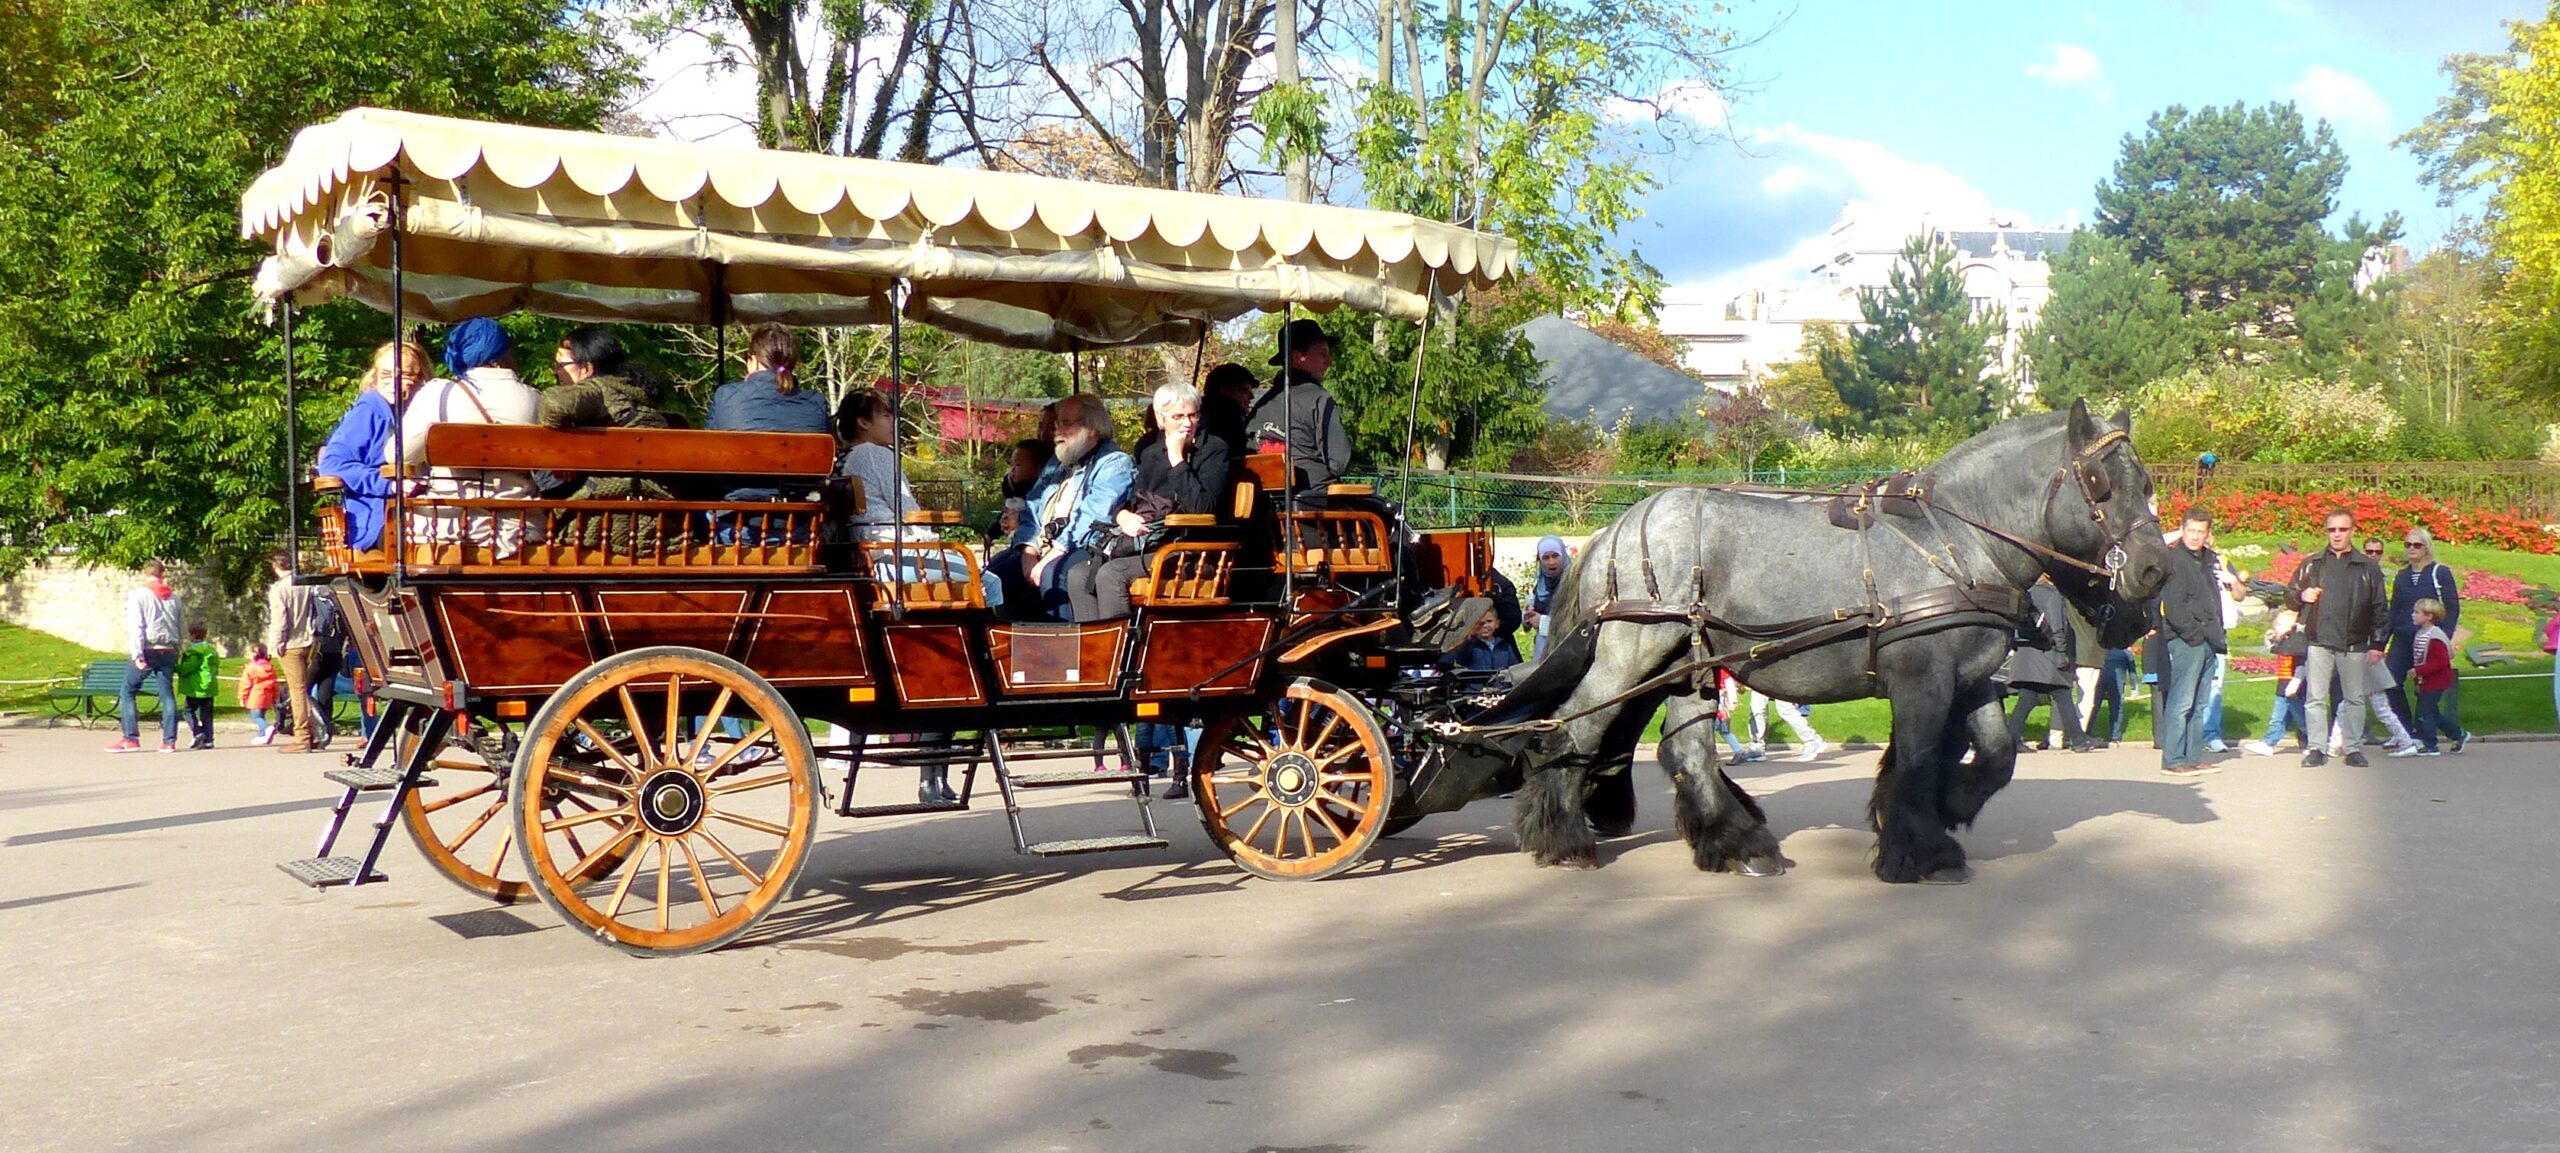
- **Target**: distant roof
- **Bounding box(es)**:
[1517,315,1719,427]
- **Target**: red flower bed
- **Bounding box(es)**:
[2162,489,2560,555]
[2463,570,2534,606]
[2230,654,2283,676]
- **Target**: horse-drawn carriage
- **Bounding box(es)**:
[246,109,1525,954]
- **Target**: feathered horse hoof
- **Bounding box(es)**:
[1539,851,1600,870]
[1919,864,1974,885]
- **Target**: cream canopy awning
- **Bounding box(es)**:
[241,108,1518,350]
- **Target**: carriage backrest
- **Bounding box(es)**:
[417,425,837,479]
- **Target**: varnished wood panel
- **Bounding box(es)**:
[746,587,875,686]
[421,425,835,477]
[435,588,593,694]
[885,623,984,707]
[594,587,752,656]
[989,623,1129,696]
[1134,614,1276,700]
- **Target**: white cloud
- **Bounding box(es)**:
[1607,81,1731,128]
[2024,43,2109,100]
[2285,64,2393,140]
[1666,125,2011,301]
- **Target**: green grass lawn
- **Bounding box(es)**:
[0,622,364,725]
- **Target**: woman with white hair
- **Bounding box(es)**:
[1066,380,1230,622]
[2384,526,2460,728]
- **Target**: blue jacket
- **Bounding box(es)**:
[707,370,831,434]
[318,390,398,551]
[1021,443,1135,552]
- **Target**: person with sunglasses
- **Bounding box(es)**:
[2383,528,2461,733]
[2286,508,2390,767]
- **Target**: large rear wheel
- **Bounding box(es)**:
[1190,679,1392,881]
[510,647,818,956]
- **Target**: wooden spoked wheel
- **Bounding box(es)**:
[398,714,636,904]
[1190,679,1393,881]
[510,647,817,956]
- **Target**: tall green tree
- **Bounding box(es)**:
[1311,301,1550,473]
[0,0,632,580]
[1818,237,2007,437]
[2023,230,2204,408]
[2401,11,2560,407]
[2093,102,2369,356]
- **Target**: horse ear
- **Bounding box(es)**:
[2111,406,2133,433]
[2066,396,2099,450]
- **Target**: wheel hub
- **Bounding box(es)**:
[1267,752,1319,807]
[638,769,707,836]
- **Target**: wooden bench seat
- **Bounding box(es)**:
[858,541,987,609]
[412,424,836,479]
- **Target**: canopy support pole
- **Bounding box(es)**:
[1279,307,1296,612]
[283,303,299,568]
[888,278,909,621]
[387,174,408,585]
[1394,286,1437,609]
[708,263,729,378]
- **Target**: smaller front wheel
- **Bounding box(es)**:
[511,647,818,956]
[1190,679,1392,881]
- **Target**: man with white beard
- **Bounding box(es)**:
[988,392,1135,619]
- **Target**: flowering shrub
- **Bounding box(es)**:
[2230,655,2283,676]
[2161,489,2560,555]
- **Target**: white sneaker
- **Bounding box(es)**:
[2205,739,2229,753]
[2388,744,2426,758]
[2240,739,2276,757]
[2383,735,2418,751]
[1794,738,1830,762]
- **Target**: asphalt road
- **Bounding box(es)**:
[5,724,2558,1153]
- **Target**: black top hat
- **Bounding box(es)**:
[1267,317,1333,365]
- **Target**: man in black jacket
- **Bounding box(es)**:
[2287,507,2390,766]
[2157,508,2230,775]
[1245,318,1354,491]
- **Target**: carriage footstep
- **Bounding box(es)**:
[1919,865,1974,885]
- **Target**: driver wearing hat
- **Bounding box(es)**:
[1245,318,1354,491]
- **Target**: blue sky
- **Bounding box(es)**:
[1638,0,2542,291]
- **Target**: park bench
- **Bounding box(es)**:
[47,659,156,729]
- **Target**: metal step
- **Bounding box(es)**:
[1023,835,1169,857]
[1006,769,1153,789]
[323,767,437,792]
[278,856,386,888]
[844,801,971,818]
[849,744,982,766]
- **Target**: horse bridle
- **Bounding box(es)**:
[1918,426,2154,608]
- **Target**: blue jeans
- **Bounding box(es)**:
[2159,638,2215,768]
[2200,652,2228,745]
[2260,691,2306,747]
[2092,649,2134,742]
[121,648,178,743]
[2414,684,2466,751]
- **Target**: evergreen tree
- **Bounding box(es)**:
[1818,237,2006,437]
[2025,231,2205,408]
[2093,102,2355,356]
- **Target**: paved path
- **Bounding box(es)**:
[4,725,2556,1153]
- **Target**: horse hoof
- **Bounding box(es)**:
[1541,852,1600,871]
[1919,865,1973,885]
[1733,854,1790,878]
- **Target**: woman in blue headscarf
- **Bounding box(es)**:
[399,317,544,555]
[1525,534,1569,659]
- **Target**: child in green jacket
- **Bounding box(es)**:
[175,624,220,749]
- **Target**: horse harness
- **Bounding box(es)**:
[1473,430,2149,735]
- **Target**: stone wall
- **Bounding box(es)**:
[0,558,269,657]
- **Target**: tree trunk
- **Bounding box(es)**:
[1276,0,1309,202]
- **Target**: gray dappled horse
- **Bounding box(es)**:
[1494,401,2171,884]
